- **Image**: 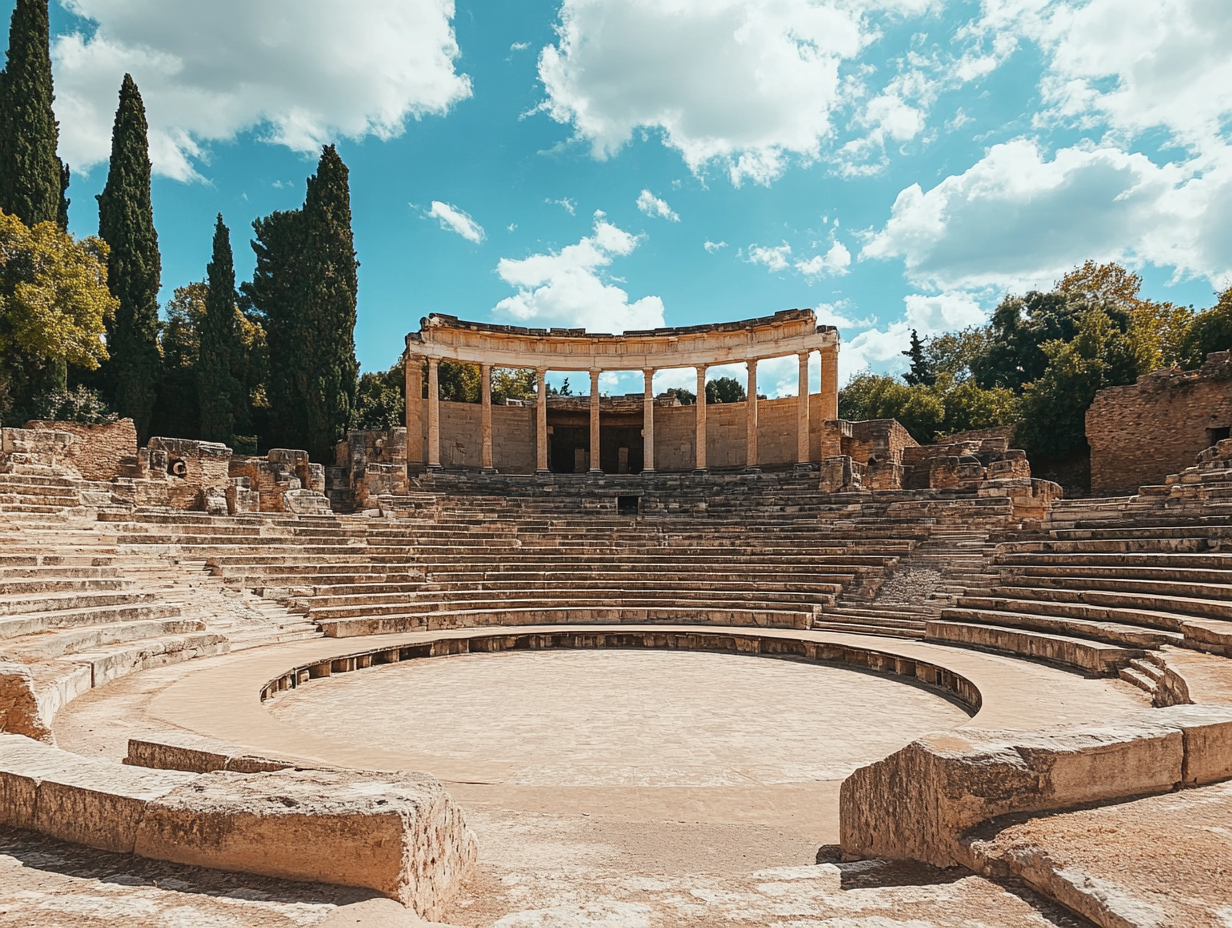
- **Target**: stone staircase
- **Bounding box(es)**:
[927,505,1232,699]
[814,529,1000,638]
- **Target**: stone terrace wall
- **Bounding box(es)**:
[23,419,137,481]
[1087,351,1232,495]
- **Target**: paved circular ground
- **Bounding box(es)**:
[268,650,969,788]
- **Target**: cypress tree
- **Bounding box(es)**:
[198,214,242,443]
[97,74,162,441]
[243,146,358,460]
[0,0,69,227]
[243,208,306,449]
[298,145,359,462]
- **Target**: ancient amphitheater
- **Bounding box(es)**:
[3,314,1232,928]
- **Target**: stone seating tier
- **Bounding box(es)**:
[927,508,1232,696]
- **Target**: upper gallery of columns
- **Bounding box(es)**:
[405,309,838,372]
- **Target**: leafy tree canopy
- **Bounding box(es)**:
[706,376,746,404]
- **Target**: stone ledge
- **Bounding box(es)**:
[838,704,1232,870]
[0,733,476,919]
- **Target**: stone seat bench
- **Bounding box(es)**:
[305,591,830,621]
[0,733,475,916]
[939,604,1182,649]
[0,575,130,596]
[1,617,211,661]
[315,605,812,637]
[997,538,1224,555]
[0,601,184,640]
[0,589,167,618]
[1048,524,1232,540]
[994,562,1232,583]
[410,576,849,595]
[924,619,1143,675]
[988,575,1232,617]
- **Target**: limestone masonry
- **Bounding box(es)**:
[2,312,1232,926]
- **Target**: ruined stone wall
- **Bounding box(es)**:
[847,419,918,465]
[23,419,137,481]
[1087,352,1232,495]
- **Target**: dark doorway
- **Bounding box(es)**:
[550,425,589,473]
[1208,426,1231,448]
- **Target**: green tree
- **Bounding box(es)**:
[149,283,203,439]
[243,146,358,460]
[0,210,114,422]
[355,362,405,430]
[492,368,536,404]
[1179,286,1232,368]
[243,208,305,448]
[0,0,69,229]
[197,214,243,443]
[901,329,935,386]
[705,376,746,404]
[97,74,161,441]
[297,146,358,461]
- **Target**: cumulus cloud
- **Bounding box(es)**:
[52,0,471,180]
[837,291,988,381]
[703,240,727,253]
[749,240,851,280]
[537,0,883,185]
[747,243,793,273]
[980,0,1232,155]
[426,201,484,243]
[494,212,665,332]
[861,138,1232,290]
[636,189,679,222]
[795,241,852,279]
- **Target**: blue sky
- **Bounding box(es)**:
[9,0,1232,397]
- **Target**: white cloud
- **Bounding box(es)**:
[795,241,851,279]
[537,0,881,185]
[53,0,471,180]
[861,138,1232,291]
[636,189,679,222]
[494,212,665,332]
[426,201,484,243]
[703,240,727,253]
[747,242,792,272]
[903,292,987,331]
[982,0,1232,155]
[546,197,577,215]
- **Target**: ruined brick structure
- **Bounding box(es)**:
[1087,351,1232,495]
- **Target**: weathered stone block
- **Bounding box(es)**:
[133,767,477,918]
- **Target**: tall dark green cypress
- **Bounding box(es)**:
[243,146,357,460]
[198,214,242,443]
[97,74,161,441]
[0,0,69,227]
[298,145,359,462]
[243,208,306,449]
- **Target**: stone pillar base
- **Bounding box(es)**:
[426,464,443,473]
[744,466,762,474]
[535,468,551,476]
[481,467,496,475]
[794,462,815,473]
[693,467,709,475]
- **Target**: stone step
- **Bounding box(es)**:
[986,578,1232,622]
[925,619,1144,676]
[0,601,183,638]
[939,606,1182,650]
[0,589,164,618]
[811,619,926,639]
[316,605,811,637]
[67,630,229,688]
[1,617,208,660]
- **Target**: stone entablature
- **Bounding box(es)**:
[1087,351,1232,495]
[404,310,840,475]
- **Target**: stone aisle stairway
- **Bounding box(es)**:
[813,529,1000,638]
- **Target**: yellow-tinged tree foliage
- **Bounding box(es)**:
[1058,260,1193,368]
[0,209,114,369]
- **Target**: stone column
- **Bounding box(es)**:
[642,369,656,474]
[589,370,603,475]
[746,358,759,473]
[536,368,549,475]
[404,351,424,465]
[480,363,494,473]
[797,351,811,468]
[427,358,441,470]
[694,364,708,473]
[821,344,839,420]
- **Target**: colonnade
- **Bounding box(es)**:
[407,347,839,475]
